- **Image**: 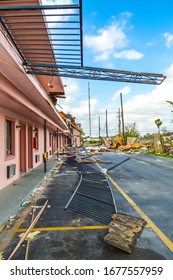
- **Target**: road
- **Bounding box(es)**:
[0,152,172,260]
[95,152,173,259]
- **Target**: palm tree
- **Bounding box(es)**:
[155,118,162,134]
[166,100,173,112]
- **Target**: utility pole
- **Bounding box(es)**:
[98,116,101,144]
[88,82,91,140]
[120,93,125,144]
[106,109,108,138]
[117,107,121,136]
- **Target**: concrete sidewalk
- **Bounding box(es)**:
[0,157,58,229]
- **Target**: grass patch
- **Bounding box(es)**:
[145,151,173,159]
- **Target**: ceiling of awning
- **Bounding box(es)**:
[0,0,83,67]
[0,0,166,85]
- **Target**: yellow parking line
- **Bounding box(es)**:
[53,163,62,173]
[17,225,110,232]
[107,173,173,253]
[0,204,32,252]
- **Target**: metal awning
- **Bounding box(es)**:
[25,64,166,85]
[0,1,166,85]
[0,1,83,67]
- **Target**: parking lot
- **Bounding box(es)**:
[0,152,172,260]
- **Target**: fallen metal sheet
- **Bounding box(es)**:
[65,157,116,224]
[107,157,130,172]
[69,194,115,224]
[104,213,146,253]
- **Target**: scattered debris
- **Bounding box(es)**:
[8,200,48,260]
[118,143,151,151]
[19,231,40,240]
[0,223,7,233]
[0,252,4,260]
[126,137,137,145]
[115,135,124,146]
[104,213,146,253]
[107,157,130,172]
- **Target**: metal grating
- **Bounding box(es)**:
[0,1,166,85]
[25,64,166,85]
[0,1,83,67]
[65,157,116,224]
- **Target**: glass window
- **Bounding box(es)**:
[49,132,52,147]
[6,120,14,155]
[33,128,39,149]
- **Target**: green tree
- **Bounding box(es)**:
[166,100,173,123]
[140,133,153,141]
[124,122,140,138]
[166,100,173,112]
[155,118,162,134]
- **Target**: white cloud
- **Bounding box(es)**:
[84,22,128,61]
[120,12,133,19]
[84,23,127,51]
[163,32,173,48]
[58,78,99,119]
[95,52,111,62]
[42,0,73,4]
[41,0,74,25]
[113,50,144,60]
[58,67,173,137]
[122,76,173,134]
[84,16,144,63]
[83,66,173,136]
[112,86,131,101]
[165,63,173,77]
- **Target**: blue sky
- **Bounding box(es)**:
[43,0,173,137]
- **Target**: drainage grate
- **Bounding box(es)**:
[65,157,116,224]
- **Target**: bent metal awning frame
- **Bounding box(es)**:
[0,1,166,85]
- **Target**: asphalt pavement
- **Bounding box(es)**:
[0,152,172,260]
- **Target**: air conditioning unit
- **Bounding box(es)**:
[7,164,16,179]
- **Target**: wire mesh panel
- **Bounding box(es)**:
[65,157,116,224]
[0,1,166,84]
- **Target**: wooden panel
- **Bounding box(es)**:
[104,213,146,253]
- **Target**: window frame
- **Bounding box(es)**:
[33,127,39,150]
[5,118,15,160]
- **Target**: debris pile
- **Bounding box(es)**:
[104,213,146,253]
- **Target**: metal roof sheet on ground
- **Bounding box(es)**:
[65,157,117,224]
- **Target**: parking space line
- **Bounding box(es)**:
[53,163,62,173]
[16,225,109,232]
[107,173,173,253]
[0,204,32,252]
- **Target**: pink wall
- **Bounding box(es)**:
[0,24,69,190]
[0,105,61,190]
[72,128,81,147]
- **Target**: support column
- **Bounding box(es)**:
[56,128,59,158]
[44,119,47,173]
[120,93,125,145]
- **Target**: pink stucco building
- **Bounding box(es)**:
[0,1,72,190]
[59,112,81,148]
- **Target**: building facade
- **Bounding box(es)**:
[0,2,70,190]
[59,112,81,148]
